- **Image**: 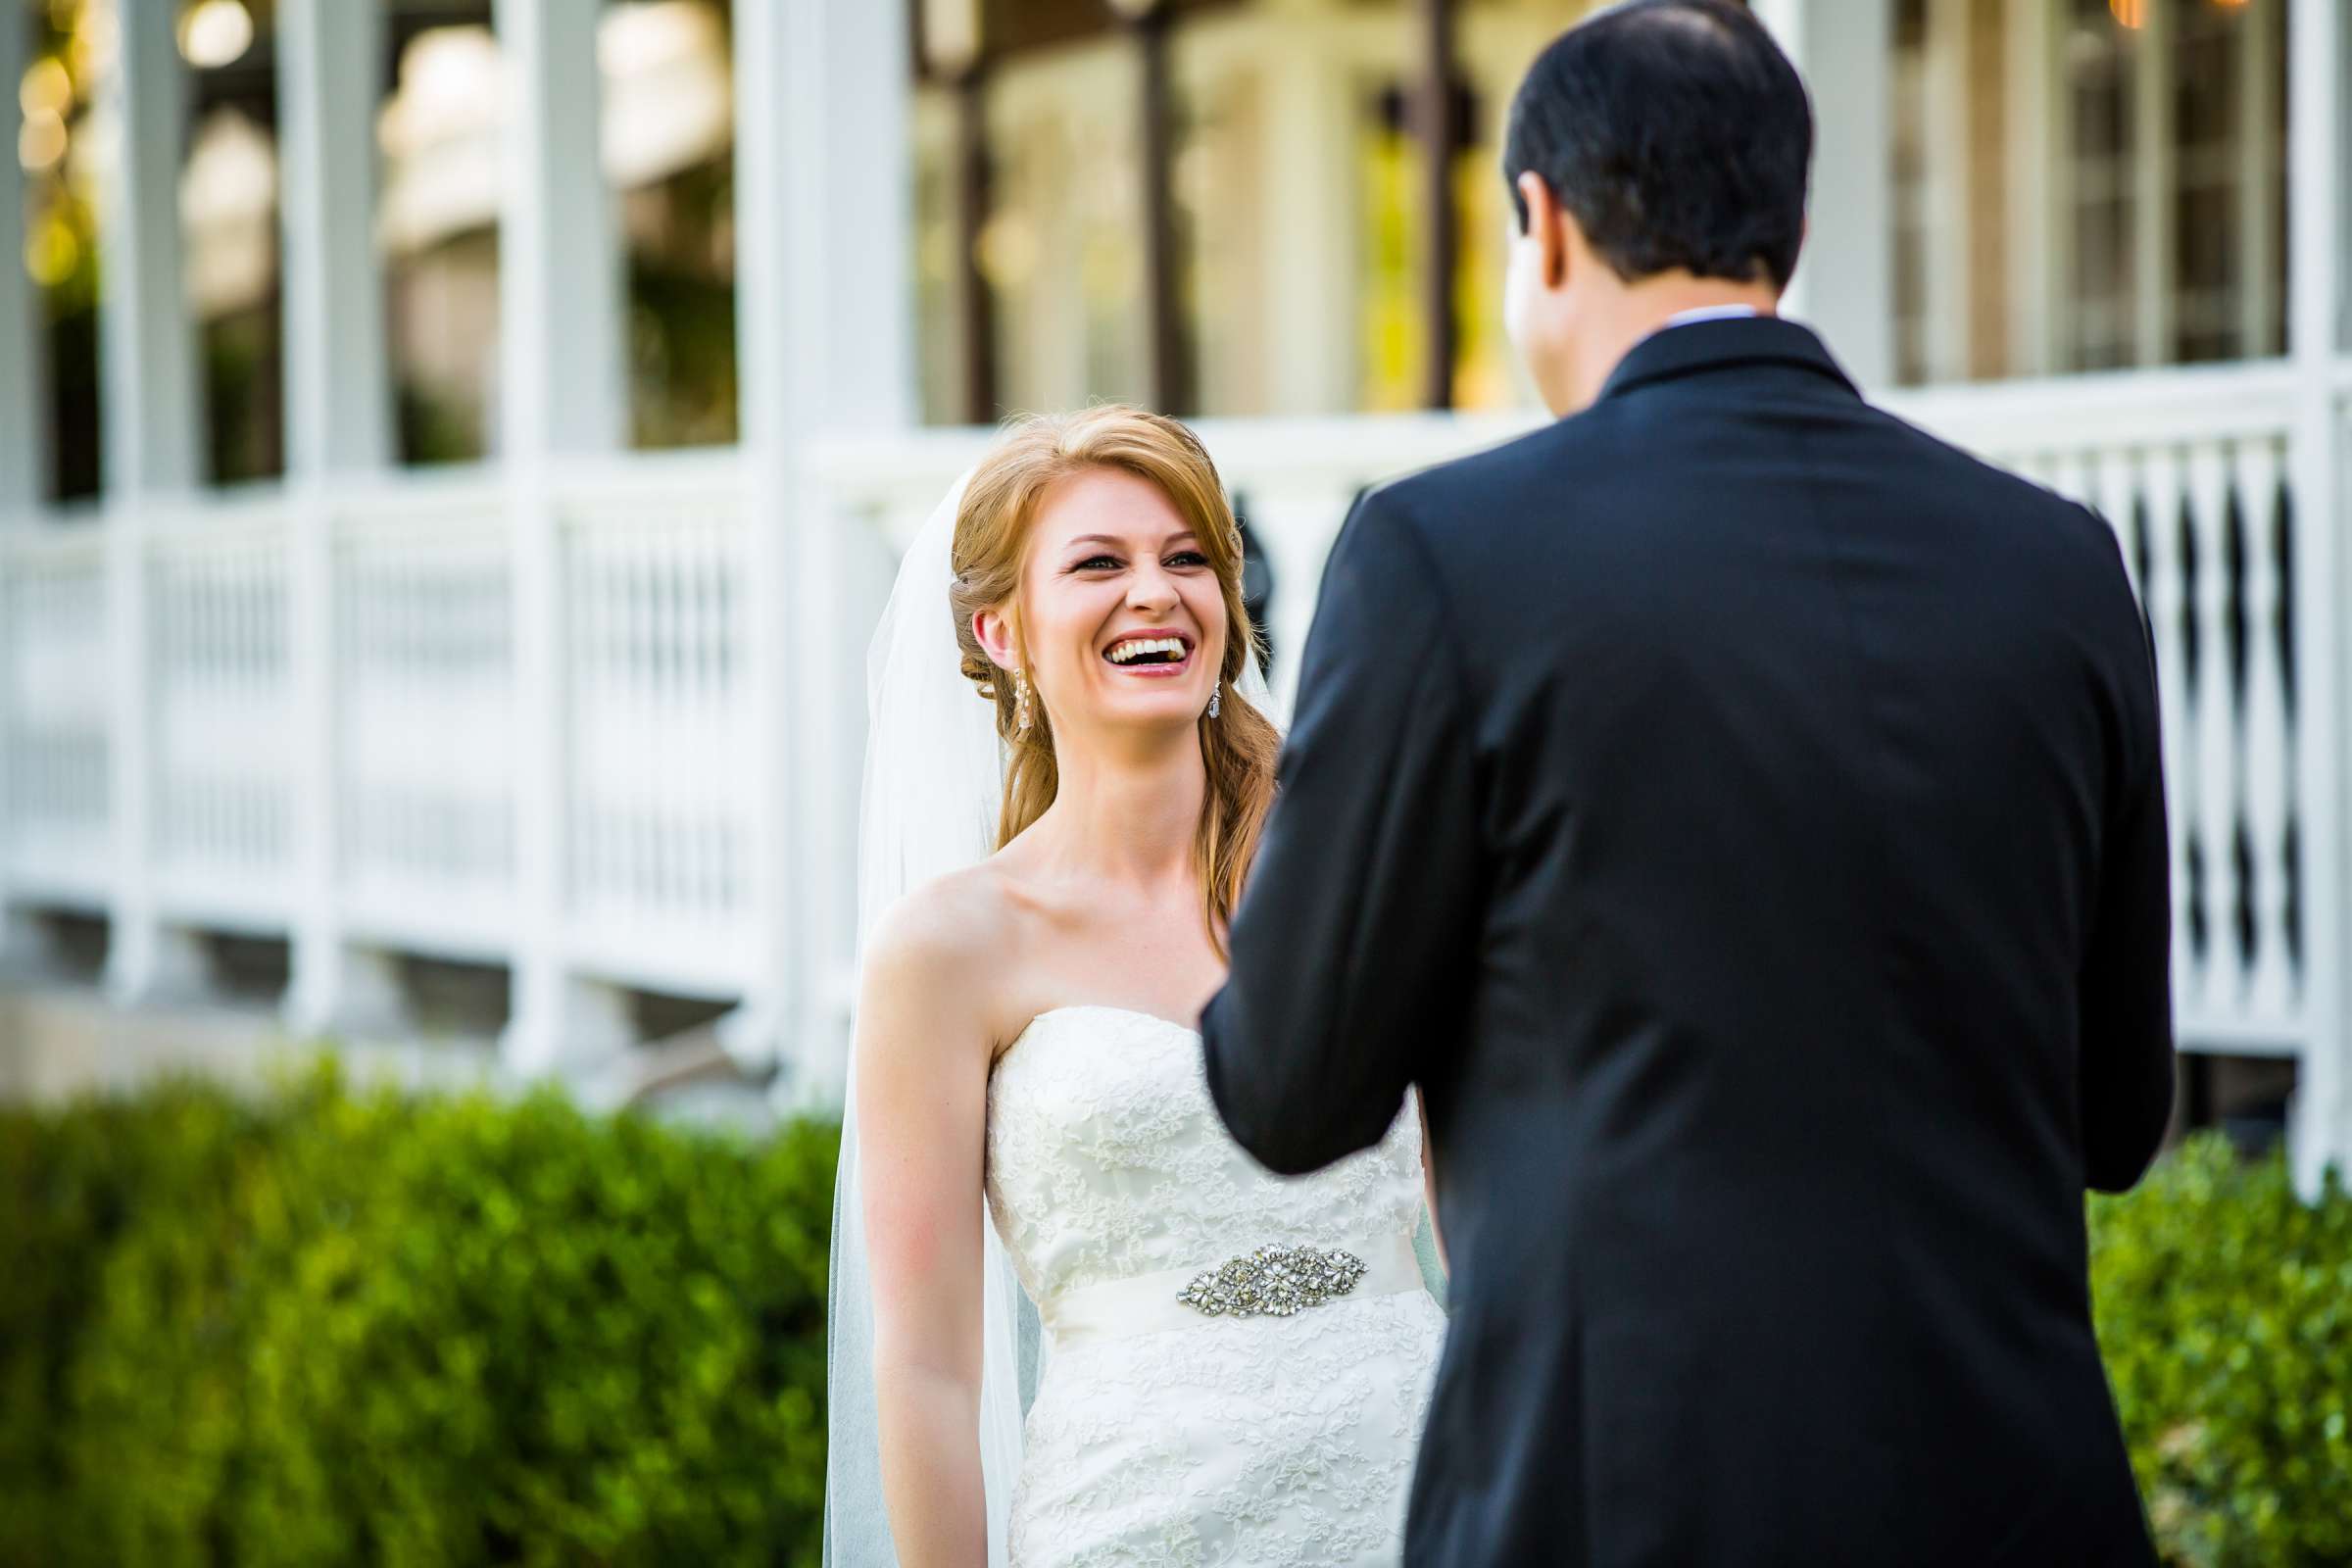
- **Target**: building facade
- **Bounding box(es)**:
[2,0,2348,1191]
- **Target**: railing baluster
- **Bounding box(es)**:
[2049,449,2095,510]
[657,522,686,918]
[2236,435,2296,1022]
[2139,445,2200,1014]
[2093,447,2143,601]
[2187,440,2245,1010]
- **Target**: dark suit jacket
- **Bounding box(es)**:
[1201,318,2173,1567]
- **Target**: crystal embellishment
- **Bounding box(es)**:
[1176,1245,1368,1319]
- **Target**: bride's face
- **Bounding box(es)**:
[984,466,1226,741]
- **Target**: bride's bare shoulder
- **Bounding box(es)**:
[858,862,1021,1056]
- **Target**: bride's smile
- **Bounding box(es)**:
[1102,631,1194,673]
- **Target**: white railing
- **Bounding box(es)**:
[148,499,296,931]
[1,526,109,906]
[0,367,2343,1168]
[1896,365,2313,1059]
[336,479,515,956]
[555,464,757,995]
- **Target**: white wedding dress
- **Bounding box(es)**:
[985,1004,1446,1567]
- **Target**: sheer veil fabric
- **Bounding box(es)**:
[822,471,1278,1566]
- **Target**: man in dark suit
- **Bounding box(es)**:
[1198,2,2174,1563]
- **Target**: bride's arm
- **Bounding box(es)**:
[857,889,1000,1568]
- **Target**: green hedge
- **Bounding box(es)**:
[0,1068,837,1568]
[2092,1134,2352,1567]
[4,1074,2349,1568]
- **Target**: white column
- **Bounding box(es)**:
[2004,0,2060,377]
[497,0,633,1075]
[495,0,626,459]
[99,0,203,1003]
[278,0,392,478]
[1258,9,1360,416]
[0,0,35,953]
[0,4,44,517]
[98,0,200,496]
[1921,0,1973,384]
[730,0,914,1105]
[1755,0,1895,390]
[278,0,401,1037]
[2287,0,2350,1199]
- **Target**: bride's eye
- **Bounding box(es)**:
[1167,551,1209,569]
[1070,554,1122,572]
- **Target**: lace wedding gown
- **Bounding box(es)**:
[986,1004,1445,1567]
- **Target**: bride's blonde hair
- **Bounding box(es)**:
[950,406,1280,957]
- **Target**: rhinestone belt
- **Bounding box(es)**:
[1038,1232,1424,1348]
[1177,1245,1368,1319]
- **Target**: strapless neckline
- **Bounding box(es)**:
[1015,1004,1202,1048]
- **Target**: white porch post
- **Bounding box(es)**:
[1259,4,1359,416]
[2287,0,2351,1197]
[1920,0,1973,385]
[0,2,34,956]
[496,0,633,1074]
[278,0,401,1037]
[2004,0,2060,378]
[99,0,200,497]
[1753,0,1895,391]
[731,0,914,1104]
[99,0,205,1004]
[0,6,44,519]
[277,0,392,480]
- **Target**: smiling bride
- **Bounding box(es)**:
[823,406,1445,1568]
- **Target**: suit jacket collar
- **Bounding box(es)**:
[1596,316,1858,404]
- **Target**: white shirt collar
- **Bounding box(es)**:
[1662,304,1765,329]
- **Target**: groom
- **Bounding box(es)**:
[1200,2,2172,1563]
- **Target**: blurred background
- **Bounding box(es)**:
[1,1,2349,1563]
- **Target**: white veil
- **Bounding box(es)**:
[824,469,1277,1566]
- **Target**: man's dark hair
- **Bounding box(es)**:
[1503,0,1811,290]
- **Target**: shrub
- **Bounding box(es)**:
[0,1081,273,1566]
[7,1080,2350,1566]
[2090,1134,2352,1567]
[0,1066,837,1568]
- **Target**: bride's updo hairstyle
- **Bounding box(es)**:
[951,406,1281,955]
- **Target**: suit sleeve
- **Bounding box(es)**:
[2079,521,2177,1193]
[1201,487,1482,1176]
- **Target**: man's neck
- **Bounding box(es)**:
[1569,275,1784,411]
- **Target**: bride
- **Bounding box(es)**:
[826,406,1446,1567]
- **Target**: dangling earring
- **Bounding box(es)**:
[1207,681,1221,720]
[1014,668,1033,734]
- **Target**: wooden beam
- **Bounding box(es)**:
[2130,0,2175,368]
[1132,6,1192,415]
[955,68,1002,423]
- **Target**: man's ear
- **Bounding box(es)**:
[1516,172,1569,292]
[973,607,1019,672]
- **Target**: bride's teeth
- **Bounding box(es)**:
[1104,635,1188,665]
